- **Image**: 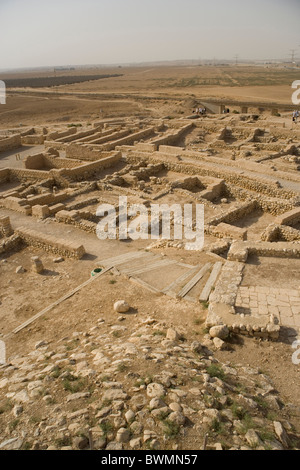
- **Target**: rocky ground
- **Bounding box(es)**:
[0,311,299,451]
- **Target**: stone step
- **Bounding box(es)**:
[199,262,223,302]
[177,263,212,298]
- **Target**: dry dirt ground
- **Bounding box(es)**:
[0,65,299,127]
[1,243,299,411]
[0,64,299,450]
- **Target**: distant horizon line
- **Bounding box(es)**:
[1,57,299,74]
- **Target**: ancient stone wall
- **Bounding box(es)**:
[15,226,86,259]
[208,200,257,226]
[47,127,77,141]
[0,234,23,255]
[0,196,31,215]
[0,134,21,152]
[0,169,9,184]
[21,135,45,145]
[275,207,300,226]
[0,216,13,237]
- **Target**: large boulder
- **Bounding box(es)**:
[113,300,130,313]
[209,325,230,340]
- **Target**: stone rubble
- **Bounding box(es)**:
[0,316,299,451]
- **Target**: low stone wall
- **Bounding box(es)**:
[225,184,297,216]
[45,155,83,169]
[21,135,45,145]
[88,129,132,145]
[0,216,13,237]
[66,144,110,162]
[15,226,86,259]
[26,190,69,207]
[275,207,300,227]
[0,234,23,255]
[74,128,118,144]
[0,169,9,184]
[261,224,300,242]
[47,127,77,141]
[0,196,31,215]
[8,168,51,183]
[66,197,99,211]
[1,153,121,186]
[277,225,300,241]
[103,126,155,151]
[31,205,50,219]
[56,127,101,143]
[205,261,280,341]
[55,210,97,234]
[67,128,152,157]
[150,124,194,147]
[24,153,45,170]
[199,180,225,202]
[208,200,257,226]
[61,152,121,181]
[0,134,21,152]
[208,222,247,240]
[135,143,158,153]
[125,149,296,201]
[25,153,82,170]
[228,240,300,262]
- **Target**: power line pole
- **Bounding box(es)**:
[234,54,239,66]
[290,49,296,63]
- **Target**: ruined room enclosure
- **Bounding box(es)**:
[0,111,299,343]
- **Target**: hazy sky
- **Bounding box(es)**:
[1,0,300,69]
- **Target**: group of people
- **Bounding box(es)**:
[292,110,299,123]
[194,107,206,115]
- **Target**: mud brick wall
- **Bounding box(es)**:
[208,222,247,240]
[228,240,300,261]
[60,152,122,180]
[47,127,77,141]
[262,224,300,242]
[0,216,13,237]
[65,144,109,161]
[21,135,45,145]
[278,225,300,241]
[150,124,194,147]
[225,184,297,216]
[44,155,83,169]
[44,141,67,151]
[275,207,300,227]
[101,127,156,151]
[208,200,257,226]
[125,149,297,201]
[74,130,107,144]
[55,210,97,234]
[0,234,23,255]
[25,153,82,170]
[199,180,225,202]
[26,190,69,207]
[9,168,50,183]
[54,126,102,144]
[88,129,132,145]
[0,134,21,152]
[15,226,86,259]
[0,196,31,215]
[0,169,9,184]
[134,143,158,152]
[24,153,45,170]
[66,197,99,211]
